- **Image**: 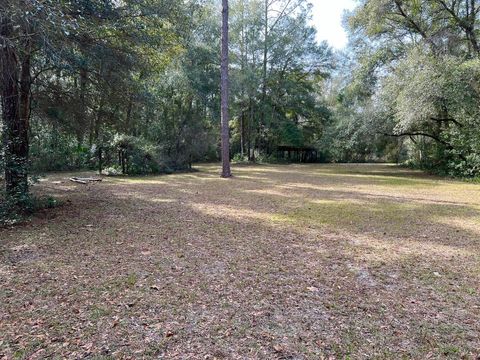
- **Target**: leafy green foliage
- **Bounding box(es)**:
[0,187,58,227]
[330,0,480,176]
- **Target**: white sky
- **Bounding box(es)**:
[310,0,357,49]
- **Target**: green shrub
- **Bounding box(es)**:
[111,134,162,175]
[0,190,58,227]
[30,124,93,172]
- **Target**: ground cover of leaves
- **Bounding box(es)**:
[0,163,479,359]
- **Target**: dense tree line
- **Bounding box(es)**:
[1,0,189,201]
[324,0,480,176]
[1,0,479,214]
[1,0,331,208]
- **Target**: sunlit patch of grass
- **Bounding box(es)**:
[150,198,176,203]
[235,175,272,181]
[244,188,295,198]
[432,215,480,236]
[189,202,277,223]
[107,177,169,185]
[272,200,419,231]
[374,177,438,187]
[315,171,436,184]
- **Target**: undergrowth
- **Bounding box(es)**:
[0,192,59,227]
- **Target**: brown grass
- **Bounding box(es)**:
[0,163,479,359]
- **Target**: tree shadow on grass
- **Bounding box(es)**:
[1,164,479,358]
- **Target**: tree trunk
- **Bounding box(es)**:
[98,146,103,175]
[240,110,245,158]
[466,0,480,55]
[94,93,105,143]
[259,0,268,156]
[1,19,30,200]
[76,68,87,147]
[220,0,232,177]
[121,151,126,174]
[125,94,134,134]
[240,0,246,159]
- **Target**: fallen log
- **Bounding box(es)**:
[69,177,103,184]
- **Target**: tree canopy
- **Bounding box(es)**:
[1,0,480,211]
[323,0,480,175]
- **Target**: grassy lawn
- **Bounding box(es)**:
[1,163,479,359]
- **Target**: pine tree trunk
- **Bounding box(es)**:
[240,0,246,159]
[248,98,253,161]
[1,19,30,200]
[221,0,232,177]
[259,0,268,156]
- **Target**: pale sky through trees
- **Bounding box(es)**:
[310,0,356,49]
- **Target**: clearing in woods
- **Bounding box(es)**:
[0,164,479,358]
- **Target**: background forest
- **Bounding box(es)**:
[2,0,480,204]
